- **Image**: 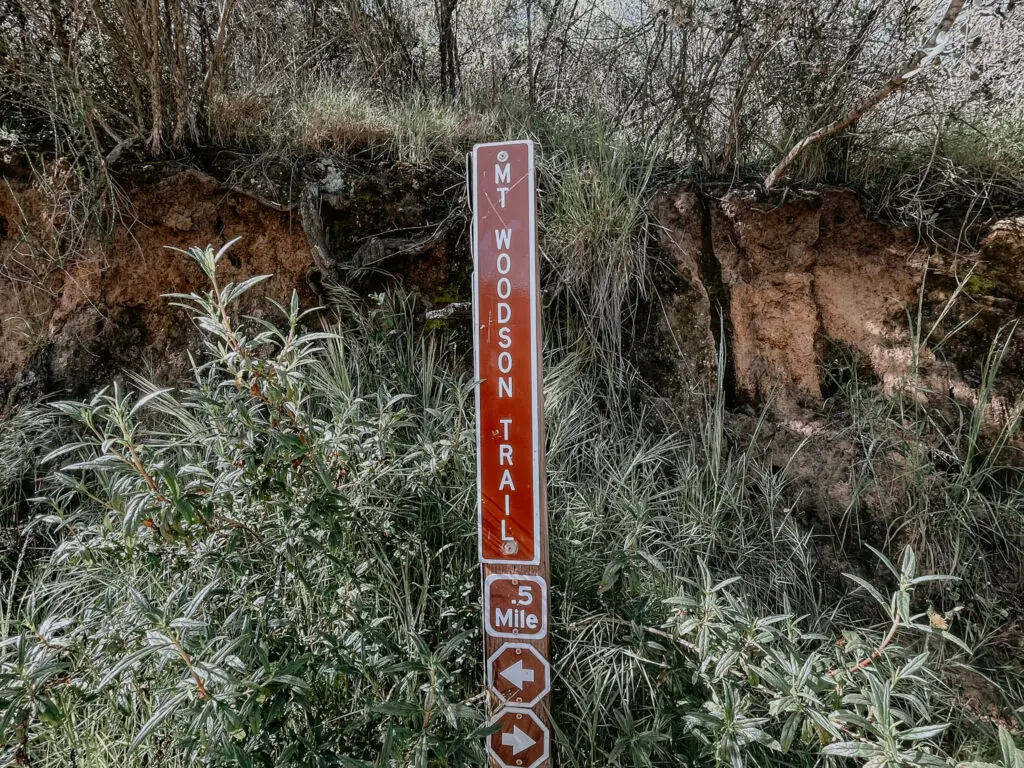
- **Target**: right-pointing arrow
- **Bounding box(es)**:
[499,659,535,690]
[501,725,536,755]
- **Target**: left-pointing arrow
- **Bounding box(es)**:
[499,659,535,690]
[501,725,536,755]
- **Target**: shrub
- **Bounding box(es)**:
[1,242,1020,767]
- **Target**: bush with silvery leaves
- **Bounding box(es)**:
[1,240,1021,767]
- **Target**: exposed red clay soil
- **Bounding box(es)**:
[653,186,1022,421]
[714,188,919,403]
[3,161,1022,437]
[1,166,315,400]
[1,158,474,407]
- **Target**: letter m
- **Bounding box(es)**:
[495,163,511,185]
[494,608,513,627]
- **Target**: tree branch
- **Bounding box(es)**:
[764,0,966,190]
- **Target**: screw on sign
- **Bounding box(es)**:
[488,708,550,768]
[487,643,550,707]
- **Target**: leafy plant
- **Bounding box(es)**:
[2,242,486,766]
[2,244,1021,767]
[659,547,971,768]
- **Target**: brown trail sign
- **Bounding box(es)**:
[487,642,550,708]
[471,140,552,768]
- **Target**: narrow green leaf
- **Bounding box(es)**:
[129,690,190,752]
[900,723,949,742]
[823,741,886,758]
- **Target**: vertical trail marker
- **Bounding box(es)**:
[472,140,552,768]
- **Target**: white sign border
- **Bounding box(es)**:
[483,573,548,640]
[472,139,542,566]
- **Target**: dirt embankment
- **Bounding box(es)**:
[653,186,1023,411]
[0,156,466,406]
[647,183,1023,588]
[1,164,311,401]
[3,156,1022,413]
[2,156,1022,539]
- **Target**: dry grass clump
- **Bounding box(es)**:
[208,80,498,162]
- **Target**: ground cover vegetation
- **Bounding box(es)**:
[0,239,1021,766]
[2,0,1024,765]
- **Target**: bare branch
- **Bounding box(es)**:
[764,0,967,190]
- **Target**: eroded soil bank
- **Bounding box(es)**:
[2,152,1023,605]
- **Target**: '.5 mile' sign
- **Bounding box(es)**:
[472,140,552,768]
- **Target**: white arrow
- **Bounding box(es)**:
[501,725,536,755]
[499,660,535,690]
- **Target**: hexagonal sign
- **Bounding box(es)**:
[487,707,550,768]
[487,642,551,707]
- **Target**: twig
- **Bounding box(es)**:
[104,135,138,167]
[642,622,699,654]
[167,633,209,700]
[425,302,471,322]
[828,616,902,678]
[87,421,169,505]
[583,615,699,654]
[764,0,966,190]
[213,513,264,543]
[125,440,169,504]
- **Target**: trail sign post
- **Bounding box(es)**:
[472,140,552,767]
